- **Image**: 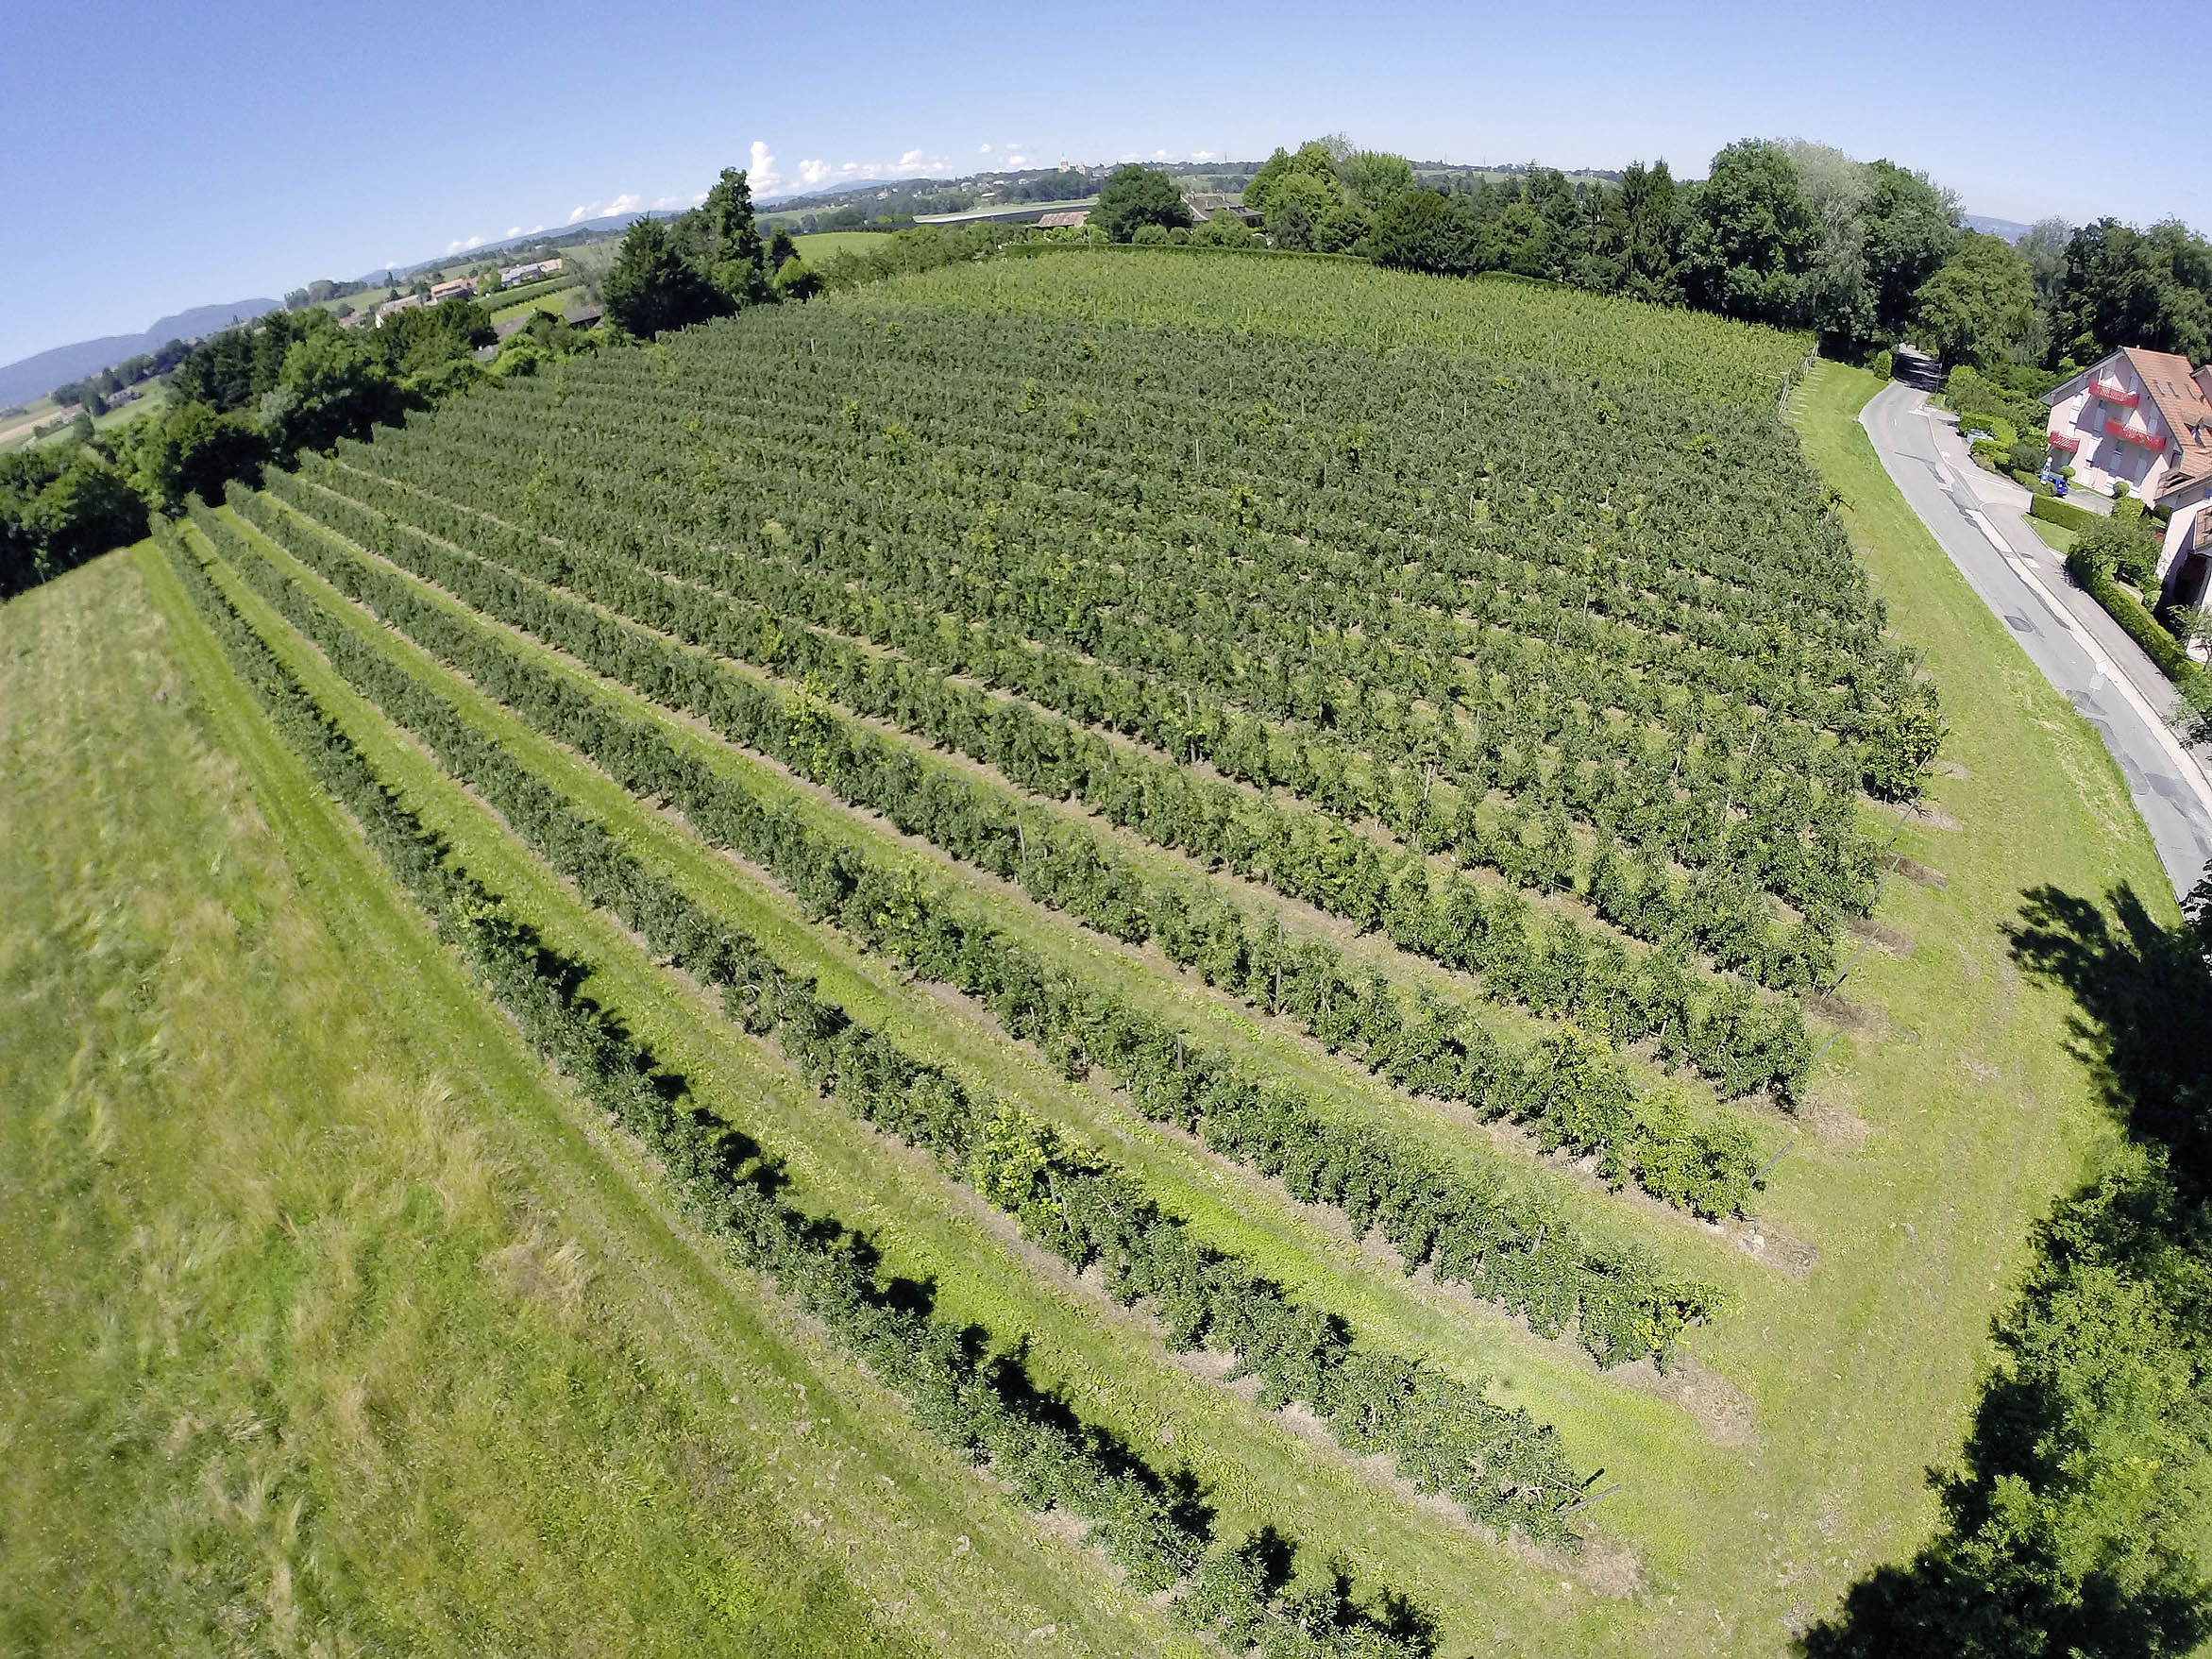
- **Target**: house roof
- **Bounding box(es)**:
[2119,347,2212,502]
[1035,210,1089,229]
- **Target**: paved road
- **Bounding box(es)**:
[1860,381,2212,896]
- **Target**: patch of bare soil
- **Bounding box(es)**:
[1509,1530,1646,1601]
[1900,800,1962,831]
[1799,1093,1874,1149]
[1607,1352,1757,1449]
[1807,991,1883,1037]
[1714,1218,1817,1281]
[1841,915,1914,956]
[1935,760,1973,779]
[1883,854,1947,888]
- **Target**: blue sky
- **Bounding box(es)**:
[3,0,2202,368]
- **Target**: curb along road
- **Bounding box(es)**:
[1860,380,2212,897]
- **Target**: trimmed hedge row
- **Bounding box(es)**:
[270,460,1815,1106]
[2064,548,2204,689]
[220,484,1737,1332]
[2031,494,2107,536]
[159,518,1446,1652]
[194,499,1618,1538]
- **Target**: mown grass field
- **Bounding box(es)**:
[2,252,2180,1655]
[490,283,585,323]
[793,229,893,263]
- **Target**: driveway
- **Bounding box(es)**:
[1860,380,2212,897]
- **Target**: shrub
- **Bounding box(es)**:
[2031,494,2104,535]
[2073,516,2164,592]
[1868,348,1894,381]
[2068,546,2202,686]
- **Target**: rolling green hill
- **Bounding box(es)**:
[2,248,2186,1655]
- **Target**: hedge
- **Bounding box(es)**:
[2066,549,2204,689]
[2032,494,2107,535]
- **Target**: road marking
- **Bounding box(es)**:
[1993,539,2211,819]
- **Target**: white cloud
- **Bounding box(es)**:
[507,225,522,237]
[530,224,544,233]
[606,192,640,216]
[978,144,991,153]
[443,233,486,254]
[1190,151,1217,162]
[799,158,832,186]
[1153,149,1170,161]
[651,194,686,209]
[692,193,706,204]
[568,204,590,224]
[749,140,782,192]
[898,148,927,169]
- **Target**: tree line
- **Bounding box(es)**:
[1230,135,2211,373]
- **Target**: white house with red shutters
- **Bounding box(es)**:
[2042,347,2212,513]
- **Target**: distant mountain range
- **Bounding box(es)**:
[1964,213,2035,244]
[0,299,280,408]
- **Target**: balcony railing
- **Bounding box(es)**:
[2087,379,2139,408]
[2104,418,2168,451]
[2047,429,2081,451]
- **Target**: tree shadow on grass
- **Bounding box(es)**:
[1801,884,2212,1658]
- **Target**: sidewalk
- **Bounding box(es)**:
[1917,401,2210,787]
[1863,383,2212,893]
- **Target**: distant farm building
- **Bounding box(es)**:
[492,315,534,341]
[499,258,565,285]
[376,294,427,322]
[1036,211,1090,229]
[564,303,605,330]
[429,279,476,304]
[1183,192,1259,225]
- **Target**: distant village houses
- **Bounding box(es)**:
[1182,192,1259,225]
[498,257,564,286]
